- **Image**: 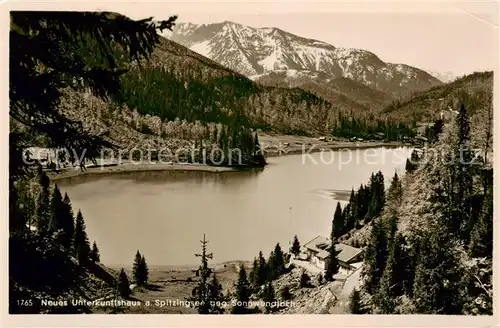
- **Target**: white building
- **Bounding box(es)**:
[302,235,364,273]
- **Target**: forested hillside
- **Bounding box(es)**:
[251,71,392,110]
[329,73,494,314]
[382,71,493,123]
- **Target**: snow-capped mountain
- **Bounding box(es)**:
[166,21,442,96]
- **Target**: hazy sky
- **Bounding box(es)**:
[10,0,499,78]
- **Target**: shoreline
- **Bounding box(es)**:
[48,140,406,181]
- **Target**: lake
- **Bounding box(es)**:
[58,147,411,266]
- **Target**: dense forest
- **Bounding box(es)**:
[337,101,493,314]
[9,11,179,313]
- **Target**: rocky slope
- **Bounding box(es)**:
[167,21,442,96]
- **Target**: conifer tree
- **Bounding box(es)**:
[60,193,75,250]
[249,257,259,287]
[325,240,340,281]
[257,251,268,286]
[262,280,276,313]
[387,172,403,205]
[117,268,132,299]
[90,241,100,262]
[375,233,405,313]
[207,273,225,314]
[332,202,344,238]
[48,185,64,234]
[232,264,251,314]
[362,220,388,294]
[73,210,90,265]
[132,250,148,287]
[139,255,149,286]
[412,229,464,314]
[268,243,285,279]
[468,189,493,258]
[453,103,474,239]
[349,288,363,314]
[300,270,311,288]
[35,171,51,233]
[291,234,301,259]
[189,234,213,314]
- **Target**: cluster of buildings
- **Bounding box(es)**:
[298,235,364,276]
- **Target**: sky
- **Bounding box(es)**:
[8,0,500,78]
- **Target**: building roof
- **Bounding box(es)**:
[316,250,330,259]
[303,235,330,253]
[335,243,364,264]
[303,235,364,263]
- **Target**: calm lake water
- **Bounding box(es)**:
[58,147,411,266]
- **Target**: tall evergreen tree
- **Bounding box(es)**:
[468,188,493,258]
[132,250,148,287]
[362,220,388,294]
[35,171,51,233]
[138,256,149,287]
[262,280,276,313]
[90,241,100,262]
[349,288,364,314]
[73,210,90,265]
[291,234,301,259]
[48,185,64,234]
[412,229,464,314]
[60,193,75,250]
[232,264,251,314]
[387,172,403,205]
[257,251,268,286]
[453,104,474,239]
[249,257,259,287]
[332,202,344,238]
[189,234,213,314]
[324,240,340,281]
[117,268,132,299]
[272,243,286,278]
[207,273,225,314]
[375,233,405,313]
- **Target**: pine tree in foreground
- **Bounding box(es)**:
[332,202,344,238]
[60,193,75,250]
[90,241,100,262]
[262,280,276,313]
[139,255,149,287]
[232,264,251,314]
[73,210,90,265]
[272,243,286,278]
[249,257,259,288]
[48,185,63,233]
[35,171,51,233]
[361,219,388,294]
[257,251,267,286]
[132,250,149,287]
[291,234,301,259]
[325,241,340,281]
[207,273,225,314]
[349,288,363,314]
[118,268,132,299]
[189,234,214,314]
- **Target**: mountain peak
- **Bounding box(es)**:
[168,21,442,95]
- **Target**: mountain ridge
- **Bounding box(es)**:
[166,21,443,96]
